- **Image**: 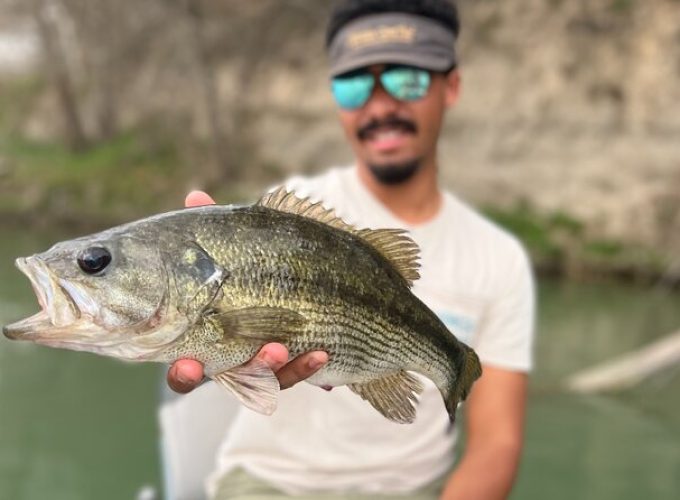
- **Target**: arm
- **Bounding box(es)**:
[440,365,528,500]
[167,191,328,394]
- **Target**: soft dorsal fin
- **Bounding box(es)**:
[356,228,420,286]
[257,187,421,287]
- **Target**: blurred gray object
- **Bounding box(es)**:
[159,382,237,500]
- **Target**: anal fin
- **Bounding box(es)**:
[348,371,424,424]
[211,358,280,415]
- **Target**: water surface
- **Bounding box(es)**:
[0,227,678,499]
[0,228,161,500]
[513,279,680,499]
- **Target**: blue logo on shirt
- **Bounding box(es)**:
[437,311,475,345]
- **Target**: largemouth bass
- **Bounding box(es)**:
[3,188,481,423]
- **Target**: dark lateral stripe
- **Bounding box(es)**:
[309,309,449,378]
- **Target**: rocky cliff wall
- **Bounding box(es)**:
[11,0,680,264]
[236,0,680,255]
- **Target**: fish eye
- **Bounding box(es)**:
[77,247,112,275]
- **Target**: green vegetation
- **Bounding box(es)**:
[484,203,582,265]
[484,203,667,282]
[584,239,624,257]
[610,0,635,13]
[0,131,186,227]
[0,77,44,134]
[0,131,670,284]
[0,135,670,283]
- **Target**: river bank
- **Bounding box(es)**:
[0,132,674,286]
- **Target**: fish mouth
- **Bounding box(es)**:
[3,254,184,361]
[3,256,83,340]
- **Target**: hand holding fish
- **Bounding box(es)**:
[165,191,329,394]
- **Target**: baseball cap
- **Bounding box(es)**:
[328,13,457,77]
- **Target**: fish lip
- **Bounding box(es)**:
[3,310,51,339]
[16,257,48,313]
[5,256,81,339]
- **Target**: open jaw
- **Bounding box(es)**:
[3,256,87,342]
[3,256,187,360]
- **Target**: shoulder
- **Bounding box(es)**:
[432,191,533,306]
[444,191,529,268]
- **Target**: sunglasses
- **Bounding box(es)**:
[331,65,431,110]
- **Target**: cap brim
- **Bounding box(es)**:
[330,50,452,77]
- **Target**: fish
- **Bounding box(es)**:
[3,187,481,424]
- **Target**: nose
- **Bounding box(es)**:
[363,81,400,117]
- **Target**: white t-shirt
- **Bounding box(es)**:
[207,166,535,496]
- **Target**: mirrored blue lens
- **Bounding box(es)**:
[331,73,375,110]
[381,67,431,101]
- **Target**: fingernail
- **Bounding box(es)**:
[308,357,325,370]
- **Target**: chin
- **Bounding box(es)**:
[367,160,422,185]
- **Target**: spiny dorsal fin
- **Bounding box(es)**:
[257,186,354,232]
[257,187,421,286]
[348,371,424,424]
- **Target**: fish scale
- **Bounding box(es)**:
[206,216,457,388]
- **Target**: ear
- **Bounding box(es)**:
[444,69,461,108]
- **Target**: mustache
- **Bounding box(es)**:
[357,116,417,140]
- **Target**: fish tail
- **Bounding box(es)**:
[443,343,482,423]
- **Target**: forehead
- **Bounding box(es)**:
[338,63,429,78]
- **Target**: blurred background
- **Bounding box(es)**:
[0,0,679,499]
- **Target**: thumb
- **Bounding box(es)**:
[185,190,216,207]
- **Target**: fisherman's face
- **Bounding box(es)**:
[335,64,460,185]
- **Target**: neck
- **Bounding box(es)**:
[357,158,442,225]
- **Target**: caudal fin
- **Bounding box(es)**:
[444,344,482,423]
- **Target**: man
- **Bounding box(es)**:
[165,1,534,498]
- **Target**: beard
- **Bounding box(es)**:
[367,159,422,185]
[357,115,421,185]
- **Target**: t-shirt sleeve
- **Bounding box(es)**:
[472,242,536,372]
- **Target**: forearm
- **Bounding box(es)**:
[439,440,522,500]
[440,367,528,500]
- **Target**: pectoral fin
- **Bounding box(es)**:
[213,306,307,342]
[348,371,424,424]
[212,358,280,415]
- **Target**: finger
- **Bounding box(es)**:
[277,351,328,390]
[253,343,290,372]
[185,190,216,208]
[167,359,205,393]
